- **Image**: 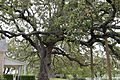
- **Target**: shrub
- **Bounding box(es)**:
[1,74,35,80]
[4,74,13,80]
[0,78,7,80]
[16,75,35,80]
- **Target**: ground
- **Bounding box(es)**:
[50,78,66,80]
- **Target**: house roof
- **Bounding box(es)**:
[4,57,27,66]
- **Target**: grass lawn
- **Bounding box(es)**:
[50,78,67,80]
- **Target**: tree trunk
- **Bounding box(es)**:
[104,36,112,80]
[90,46,94,80]
[38,45,52,80]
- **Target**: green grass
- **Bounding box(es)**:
[50,78,66,80]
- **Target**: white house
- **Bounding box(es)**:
[0,39,27,76]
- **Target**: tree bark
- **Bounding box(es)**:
[38,45,52,80]
[90,46,94,80]
[104,36,112,80]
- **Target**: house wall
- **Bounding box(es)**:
[0,51,4,75]
[0,39,7,75]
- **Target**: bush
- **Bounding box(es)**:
[0,75,7,80]
[1,74,35,80]
[16,75,35,80]
[0,78,7,80]
[4,74,13,80]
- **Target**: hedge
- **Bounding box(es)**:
[0,76,7,80]
[16,75,35,80]
[0,74,35,80]
[4,74,13,80]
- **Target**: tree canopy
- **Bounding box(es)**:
[0,0,120,80]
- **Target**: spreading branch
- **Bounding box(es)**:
[52,47,90,66]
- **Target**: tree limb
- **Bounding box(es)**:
[52,47,89,66]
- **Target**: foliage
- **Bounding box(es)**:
[7,38,39,75]
[0,0,120,79]
[50,78,66,80]
[0,78,6,80]
[16,75,35,80]
[0,75,6,80]
[4,74,13,80]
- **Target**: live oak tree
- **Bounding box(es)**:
[0,0,87,80]
[64,0,120,79]
[0,0,120,80]
[0,0,66,80]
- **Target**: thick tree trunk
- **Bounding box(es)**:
[104,36,112,80]
[39,56,49,80]
[38,45,52,80]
